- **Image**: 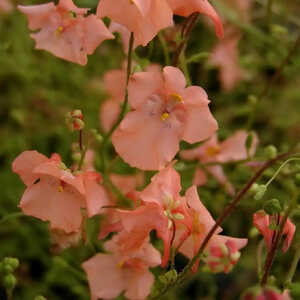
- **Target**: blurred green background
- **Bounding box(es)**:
[0,0,299,299]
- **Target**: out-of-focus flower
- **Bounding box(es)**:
[168,0,224,38]
[180,131,258,195]
[82,235,161,300]
[0,0,13,13]
[253,210,296,253]
[18,0,114,65]
[242,287,292,300]
[112,66,218,170]
[97,0,173,47]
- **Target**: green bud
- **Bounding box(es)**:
[254,185,267,201]
[248,95,257,106]
[3,274,17,290]
[34,296,47,300]
[133,65,143,73]
[249,183,259,195]
[271,24,288,35]
[3,258,19,270]
[72,152,81,162]
[264,199,282,215]
[249,227,259,238]
[295,173,300,187]
[159,269,177,285]
[245,131,255,153]
[1,263,14,274]
[264,145,277,159]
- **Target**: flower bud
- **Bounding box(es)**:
[3,274,17,290]
[264,145,277,159]
[295,173,300,187]
[248,95,257,106]
[65,109,85,131]
[159,269,177,285]
[34,296,47,300]
[254,185,267,201]
[264,199,282,215]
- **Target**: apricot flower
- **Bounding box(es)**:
[12,151,109,233]
[112,66,218,170]
[82,235,161,300]
[253,211,296,253]
[168,0,224,39]
[18,0,114,65]
[97,0,173,47]
[181,131,258,194]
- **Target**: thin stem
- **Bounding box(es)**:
[260,192,298,286]
[158,32,170,65]
[79,130,83,152]
[99,32,134,203]
[265,157,300,187]
[173,13,199,67]
[0,212,23,225]
[284,247,300,288]
[256,239,265,279]
[100,32,134,173]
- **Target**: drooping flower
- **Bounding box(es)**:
[204,234,248,273]
[209,27,245,91]
[242,287,292,300]
[12,150,110,233]
[253,210,296,253]
[82,235,161,300]
[180,130,258,194]
[97,0,173,47]
[168,0,224,39]
[18,0,114,65]
[112,66,218,170]
[174,185,247,272]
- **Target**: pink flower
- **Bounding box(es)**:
[12,151,110,233]
[112,66,218,170]
[181,131,258,194]
[174,185,247,272]
[168,0,224,39]
[242,287,292,300]
[204,235,248,273]
[0,0,13,13]
[97,0,173,47]
[209,27,245,91]
[82,235,161,300]
[18,0,114,65]
[253,210,296,253]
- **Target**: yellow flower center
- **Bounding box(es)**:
[58,185,64,193]
[170,93,183,103]
[56,26,64,36]
[205,146,221,157]
[161,112,169,121]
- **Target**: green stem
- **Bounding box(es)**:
[158,32,170,65]
[265,157,300,187]
[0,212,23,225]
[284,247,300,288]
[256,239,265,279]
[99,32,134,203]
[179,53,191,85]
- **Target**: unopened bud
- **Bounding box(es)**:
[72,118,85,131]
[34,296,47,300]
[249,227,259,238]
[3,274,17,290]
[245,131,255,152]
[248,95,257,106]
[295,173,300,187]
[254,185,267,201]
[264,199,282,215]
[264,145,277,159]
[159,269,177,285]
[65,109,84,131]
[3,257,19,270]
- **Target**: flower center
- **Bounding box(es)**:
[205,145,221,157]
